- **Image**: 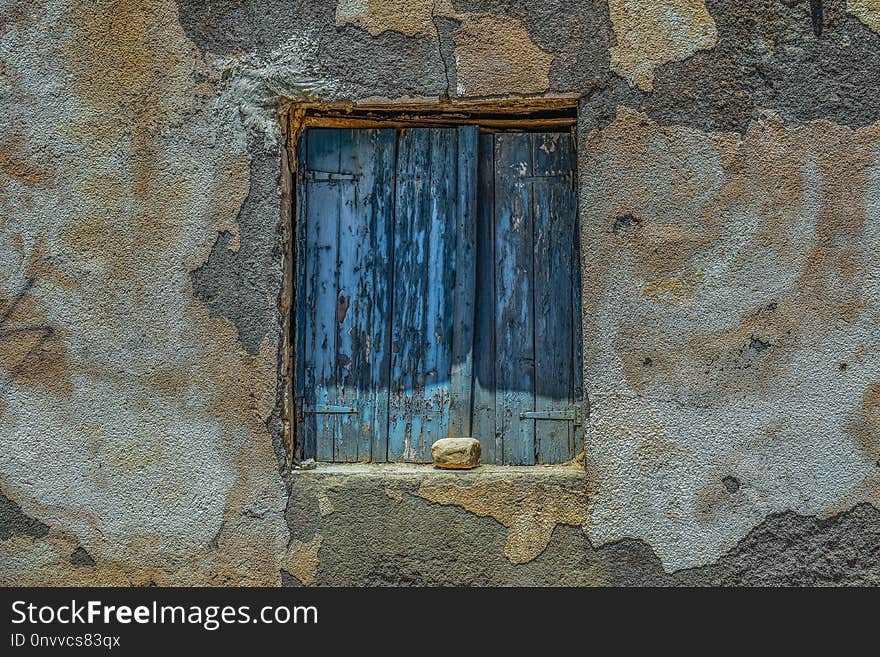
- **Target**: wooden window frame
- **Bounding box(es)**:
[279,98,580,470]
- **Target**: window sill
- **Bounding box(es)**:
[290,461,586,479]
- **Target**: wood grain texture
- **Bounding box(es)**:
[450,126,479,438]
[475,131,581,464]
[295,135,311,460]
[532,133,577,463]
[494,133,537,465]
[303,128,341,462]
[388,128,476,462]
[299,128,396,462]
[473,133,498,463]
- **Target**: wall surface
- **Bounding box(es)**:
[1,0,878,585]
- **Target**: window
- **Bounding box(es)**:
[293,107,581,465]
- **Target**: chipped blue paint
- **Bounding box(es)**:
[297,127,478,462]
[297,128,577,464]
[388,127,478,462]
[474,132,582,465]
[298,128,396,462]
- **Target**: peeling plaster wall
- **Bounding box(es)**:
[1,0,879,585]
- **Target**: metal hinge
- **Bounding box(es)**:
[304,171,358,183]
[520,410,578,422]
[520,173,574,182]
[303,405,356,414]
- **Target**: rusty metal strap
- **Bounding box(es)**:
[304,405,357,414]
[520,410,577,421]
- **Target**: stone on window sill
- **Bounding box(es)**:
[431,437,481,470]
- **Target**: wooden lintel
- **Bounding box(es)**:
[303,115,576,131]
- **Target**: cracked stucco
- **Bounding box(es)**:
[2,0,880,585]
[849,0,880,32]
[608,0,718,91]
[335,1,553,97]
[416,478,590,564]
[581,107,880,568]
[335,0,455,36]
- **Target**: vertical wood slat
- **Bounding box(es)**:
[532,133,577,463]
[449,126,479,438]
[372,133,398,463]
[482,131,581,465]
[295,134,311,461]
[571,123,584,458]
[334,131,359,462]
[494,133,537,465]
[572,196,584,459]
[388,128,475,462]
[334,129,396,462]
[472,133,497,463]
[303,129,340,462]
[388,129,428,461]
[421,129,454,452]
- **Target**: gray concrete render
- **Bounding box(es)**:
[1,0,879,586]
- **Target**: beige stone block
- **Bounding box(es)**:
[431,438,481,470]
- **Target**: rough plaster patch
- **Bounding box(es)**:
[384,482,404,502]
[0,0,290,585]
[214,29,327,149]
[608,0,717,91]
[317,492,335,516]
[850,382,880,461]
[0,132,54,190]
[849,0,880,32]
[0,276,72,396]
[452,14,553,97]
[416,480,589,564]
[206,157,251,255]
[582,108,880,569]
[335,0,454,36]
[643,270,706,304]
[0,490,49,541]
[283,534,322,586]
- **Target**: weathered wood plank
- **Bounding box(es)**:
[570,125,584,458]
[300,128,397,462]
[572,190,584,460]
[302,128,342,461]
[532,132,577,464]
[389,128,464,462]
[494,133,536,465]
[295,134,312,460]
[302,116,577,131]
[368,131,397,463]
[449,126,479,438]
[388,129,430,461]
[422,129,455,450]
[333,132,360,463]
[472,133,498,463]
[333,129,396,461]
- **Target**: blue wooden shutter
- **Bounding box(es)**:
[297,126,478,463]
[473,132,581,465]
[387,127,478,462]
[297,128,397,462]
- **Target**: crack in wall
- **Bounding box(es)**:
[431,0,452,98]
